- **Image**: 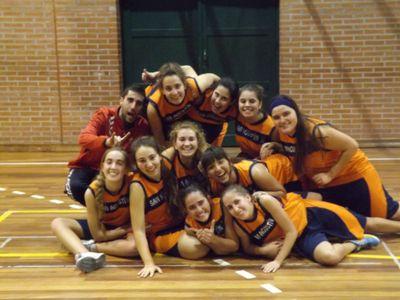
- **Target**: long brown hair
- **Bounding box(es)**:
[131,136,181,218]
[269,95,325,176]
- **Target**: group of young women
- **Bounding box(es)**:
[52,62,400,277]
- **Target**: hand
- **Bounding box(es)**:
[312,172,333,186]
[138,264,163,278]
[185,227,198,237]
[261,260,281,273]
[195,220,216,244]
[141,68,158,83]
[260,142,281,159]
[252,191,271,201]
[105,132,131,148]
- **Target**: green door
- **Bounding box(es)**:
[120,0,279,145]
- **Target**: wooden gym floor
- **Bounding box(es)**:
[0,148,400,299]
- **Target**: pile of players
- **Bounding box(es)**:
[51,63,400,277]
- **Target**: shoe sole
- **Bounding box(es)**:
[76,254,106,273]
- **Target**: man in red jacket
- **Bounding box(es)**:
[65,84,151,205]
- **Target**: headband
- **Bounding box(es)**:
[269,97,295,113]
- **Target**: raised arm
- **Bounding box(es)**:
[146,103,167,147]
[251,162,286,197]
[130,182,162,278]
[85,188,127,242]
[312,125,359,186]
[195,73,220,93]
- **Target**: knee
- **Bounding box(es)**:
[51,218,67,234]
[125,242,139,257]
[314,249,341,266]
[178,234,210,260]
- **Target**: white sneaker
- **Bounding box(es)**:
[81,239,95,251]
[75,252,105,273]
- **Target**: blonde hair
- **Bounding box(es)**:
[94,147,129,219]
[169,120,209,161]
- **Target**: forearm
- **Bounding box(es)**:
[92,227,126,242]
[134,230,155,266]
[273,232,297,264]
[328,148,357,178]
[207,236,238,255]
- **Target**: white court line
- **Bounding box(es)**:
[213,259,231,266]
[0,187,6,191]
[49,199,64,204]
[31,195,45,199]
[0,238,12,249]
[12,191,25,195]
[369,158,400,161]
[235,270,256,279]
[381,241,400,270]
[0,236,55,239]
[0,158,399,166]
[261,283,282,294]
[69,204,84,209]
[0,162,66,166]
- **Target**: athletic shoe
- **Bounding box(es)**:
[349,234,381,253]
[75,252,105,273]
[81,239,96,252]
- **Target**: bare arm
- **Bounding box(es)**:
[161,147,176,161]
[258,194,298,272]
[251,163,286,198]
[195,73,220,93]
[130,182,162,277]
[146,103,167,147]
[312,126,359,186]
[85,189,127,242]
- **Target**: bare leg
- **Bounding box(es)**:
[95,232,138,257]
[366,216,400,233]
[51,218,87,254]
[177,232,210,260]
[313,241,356,266]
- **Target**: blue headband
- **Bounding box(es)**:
[269,97,295,113]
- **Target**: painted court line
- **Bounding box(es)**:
[31,195,45,199]
[235,270,256,279]
[0,209,86,224]
[348,253,400,260]
[12,191,25,195]
[0,187,6,191]
[69,204,84,209]
[0,162,66,166]
[0,238,12,249]
[261,283,282,294]
[381,241,400,270]
[49,199,64,204]
[213,259,231,266]
[0,236,55,239]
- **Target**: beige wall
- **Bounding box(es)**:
[0,0,399,149]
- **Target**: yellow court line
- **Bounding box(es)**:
[0,209,86,223]
[348,253,400,260]
[0,211,13,223]
[0,252,69,258]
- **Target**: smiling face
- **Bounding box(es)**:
[184,190,211,223]
[211,85,232,114]
[222,190,254,220]
[174,128,199,159]
[238,90,262,120]
[271,105,298,136]
[119,90,145,124]
[205,158,232,184]
[134,146,162,179]
[101,150,127,183]
[161,75,186,105]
